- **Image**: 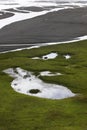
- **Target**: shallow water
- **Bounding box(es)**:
[0,0,87,10]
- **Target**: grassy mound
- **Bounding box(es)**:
[0,40,87,130]
[29,89,41,94]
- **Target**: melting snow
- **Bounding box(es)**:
[32,57,40,60]
[3,67,75,99]
[42,52,58,60]
[64,54,71,59]
[40,71,62,76]
[32,52,58,60]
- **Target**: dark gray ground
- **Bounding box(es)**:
[0,7,87,52]
[0,11,14,19]
[17,6,45,12]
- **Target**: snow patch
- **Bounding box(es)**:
[32,52,58,60]
[64,54,71,59]
[40,71,62,76]
[42,52,58,60]
[3,67,75,99]
[32,57,40,60]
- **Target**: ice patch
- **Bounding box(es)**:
[64,54,71,59]
[32,52,58,60]
[32,57,40,60]
[42,52,58,60]
[40,71,62,76]
[3,67,75,99]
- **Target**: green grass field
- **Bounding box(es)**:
[0,40,87,130]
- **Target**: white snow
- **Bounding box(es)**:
[32,57,40,60]
[64,54,71,59]
[40,71,62,76]
[3,67,75,99]
[32,52,72,61]
[32,53,71,60]
[32,52,58,60]
[42,53,58,60]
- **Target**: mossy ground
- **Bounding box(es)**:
[0,40,87,130]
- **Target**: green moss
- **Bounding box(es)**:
[0,40,87,130]
[29,89,41,94]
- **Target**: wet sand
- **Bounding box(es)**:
[0,45,33,53]
[17,6,45,12]
[0,11,14,19]
[0,7,87,52]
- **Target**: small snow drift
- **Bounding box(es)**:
[42,52,58,60]
[3,67,75,99]
[32,57,40,59]
[32,52,58,60]
[40,71,62,76]
[64,54,71,59]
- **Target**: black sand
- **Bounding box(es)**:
[0,7,87,52]
[17,6,45,12]
[5,8,29,13]
[0,45,33,53]
[0,11,14,19]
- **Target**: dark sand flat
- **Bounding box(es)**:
[0,7,87,52]
[0,45,33,53]
[0,11,14,19]
[5,8,29,13]
[17,6,45,12]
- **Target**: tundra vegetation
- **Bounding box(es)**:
[0,40,87,130]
